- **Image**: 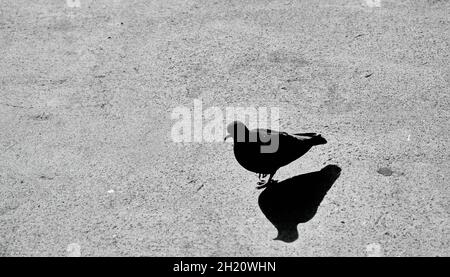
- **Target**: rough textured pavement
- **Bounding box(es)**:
[0,0,449,256]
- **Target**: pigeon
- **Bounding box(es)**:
[224,121,327,188]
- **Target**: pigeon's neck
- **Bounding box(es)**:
[232,129,250,143]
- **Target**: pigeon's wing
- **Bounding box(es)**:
[238,128,326,173]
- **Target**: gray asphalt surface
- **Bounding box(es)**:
[0,0,449,256]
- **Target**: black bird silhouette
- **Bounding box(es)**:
[258,165,341,242]
[224,121,327,188]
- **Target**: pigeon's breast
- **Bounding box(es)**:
[233,143,279,174]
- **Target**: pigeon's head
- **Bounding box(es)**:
[224,121,248,142]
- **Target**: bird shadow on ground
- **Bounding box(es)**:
[258,164,342,243]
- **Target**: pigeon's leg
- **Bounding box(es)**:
[256,172,276,189]
[257,174,269,185]
[257,173,267,180]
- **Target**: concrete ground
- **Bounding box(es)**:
[0,0,449,256]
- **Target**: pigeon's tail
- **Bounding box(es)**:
[311,134,327,145]
[295,133,327,145]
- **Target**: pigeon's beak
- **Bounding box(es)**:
[224,134,232,141]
